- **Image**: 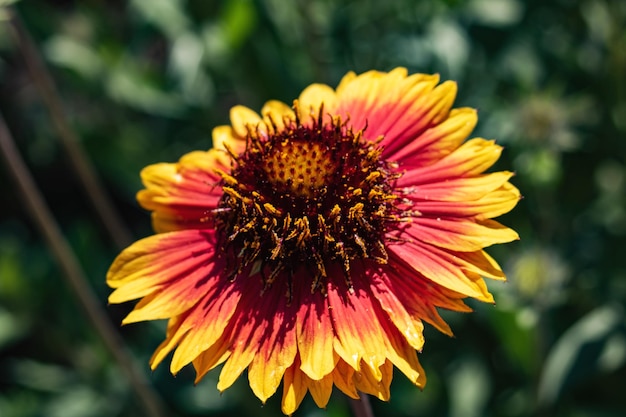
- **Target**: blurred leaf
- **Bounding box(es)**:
[106,58,185,116]
[489,307,538,374]
[466,0,523,27]
[448,356,491,417]
[594,161,624,196]
[169,32,215,106]
[538,304,626,408]
[176,374,228,413]
[568,407,626,417]
[514,149,561,187]
[200,0,257,66]
[220,0,257,50]
[0,0,20,21]
[612,102,626,132]
[581,0,612,44]
[506,246,570,306]
[129,0,189,39]
[597,333,626,373]
[592,160,626,234]
[45,386,116,417]
[44,35,103,80]
[0,238,24,299]
[0,308,26,350]
[428,18,469,77]
[8,359,75,393]
[498,41,543,87]
[0,391,41,417]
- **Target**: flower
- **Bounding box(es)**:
[107,67,520,414]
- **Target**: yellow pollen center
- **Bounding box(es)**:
[264,141,336,197]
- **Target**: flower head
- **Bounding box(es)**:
[107,68,519,414]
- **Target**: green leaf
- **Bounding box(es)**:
[220,0,257,50]
[538,304,626,407]
[489,307,538,374]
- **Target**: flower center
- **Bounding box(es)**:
[264,142,336,197]
[215,107,406,296]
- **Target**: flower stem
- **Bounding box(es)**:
[7,6,132,250]
[349,392,375,417]
[0,113,167,417]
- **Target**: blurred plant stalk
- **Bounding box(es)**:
[2,6,166,417]
[350,392,375,417]
[0,113,167,417]
[6,6,132,250]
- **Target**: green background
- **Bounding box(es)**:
[1,0,625,416]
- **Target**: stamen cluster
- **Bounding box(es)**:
[215,108,405,295]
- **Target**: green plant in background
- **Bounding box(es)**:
[1,1,625,417]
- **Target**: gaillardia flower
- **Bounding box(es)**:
[107,68,519,414]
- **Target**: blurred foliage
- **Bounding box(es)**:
[1,0,626,416]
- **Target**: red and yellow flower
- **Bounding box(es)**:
[107,68,519,414]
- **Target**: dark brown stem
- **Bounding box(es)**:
[7,7,132,250]
[0,113,167,417]
[349,392,375,417]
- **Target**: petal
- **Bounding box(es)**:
[403,172,515,202]
[261,100,295,133]
[230,105,264,138]
[247,284,298,403]
[217,272,297,401]
[401,216,519,252]
[398,138,507,186]
[328,264,387,375]
[212,125,245,161]
[335,70,358,92]
[105,229,242,373]
[384,258,471,335]
[388,107,477,164]
[368,266,425,351]
[336,69,416,130]
[377,80,457,153]
[451,248,507,280]
[147,211,213,234]
[298,83,338,122]
[353,359,393,401]
[379,324,426,388]
[415,182,521,220]
[150,315,188,369]
[295,275,337,380]
[331,359,359,399]
[121,273,208,324]
[282,356,308,415]
[306,372,334,408]
[387,238,494,302]
[168,275,243,373]
[215,274,265,393]
[336,69,453,151]
[107,230,216,306]
[137,150,226,233]
[192,334,231,381]
[363,268,429,387]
